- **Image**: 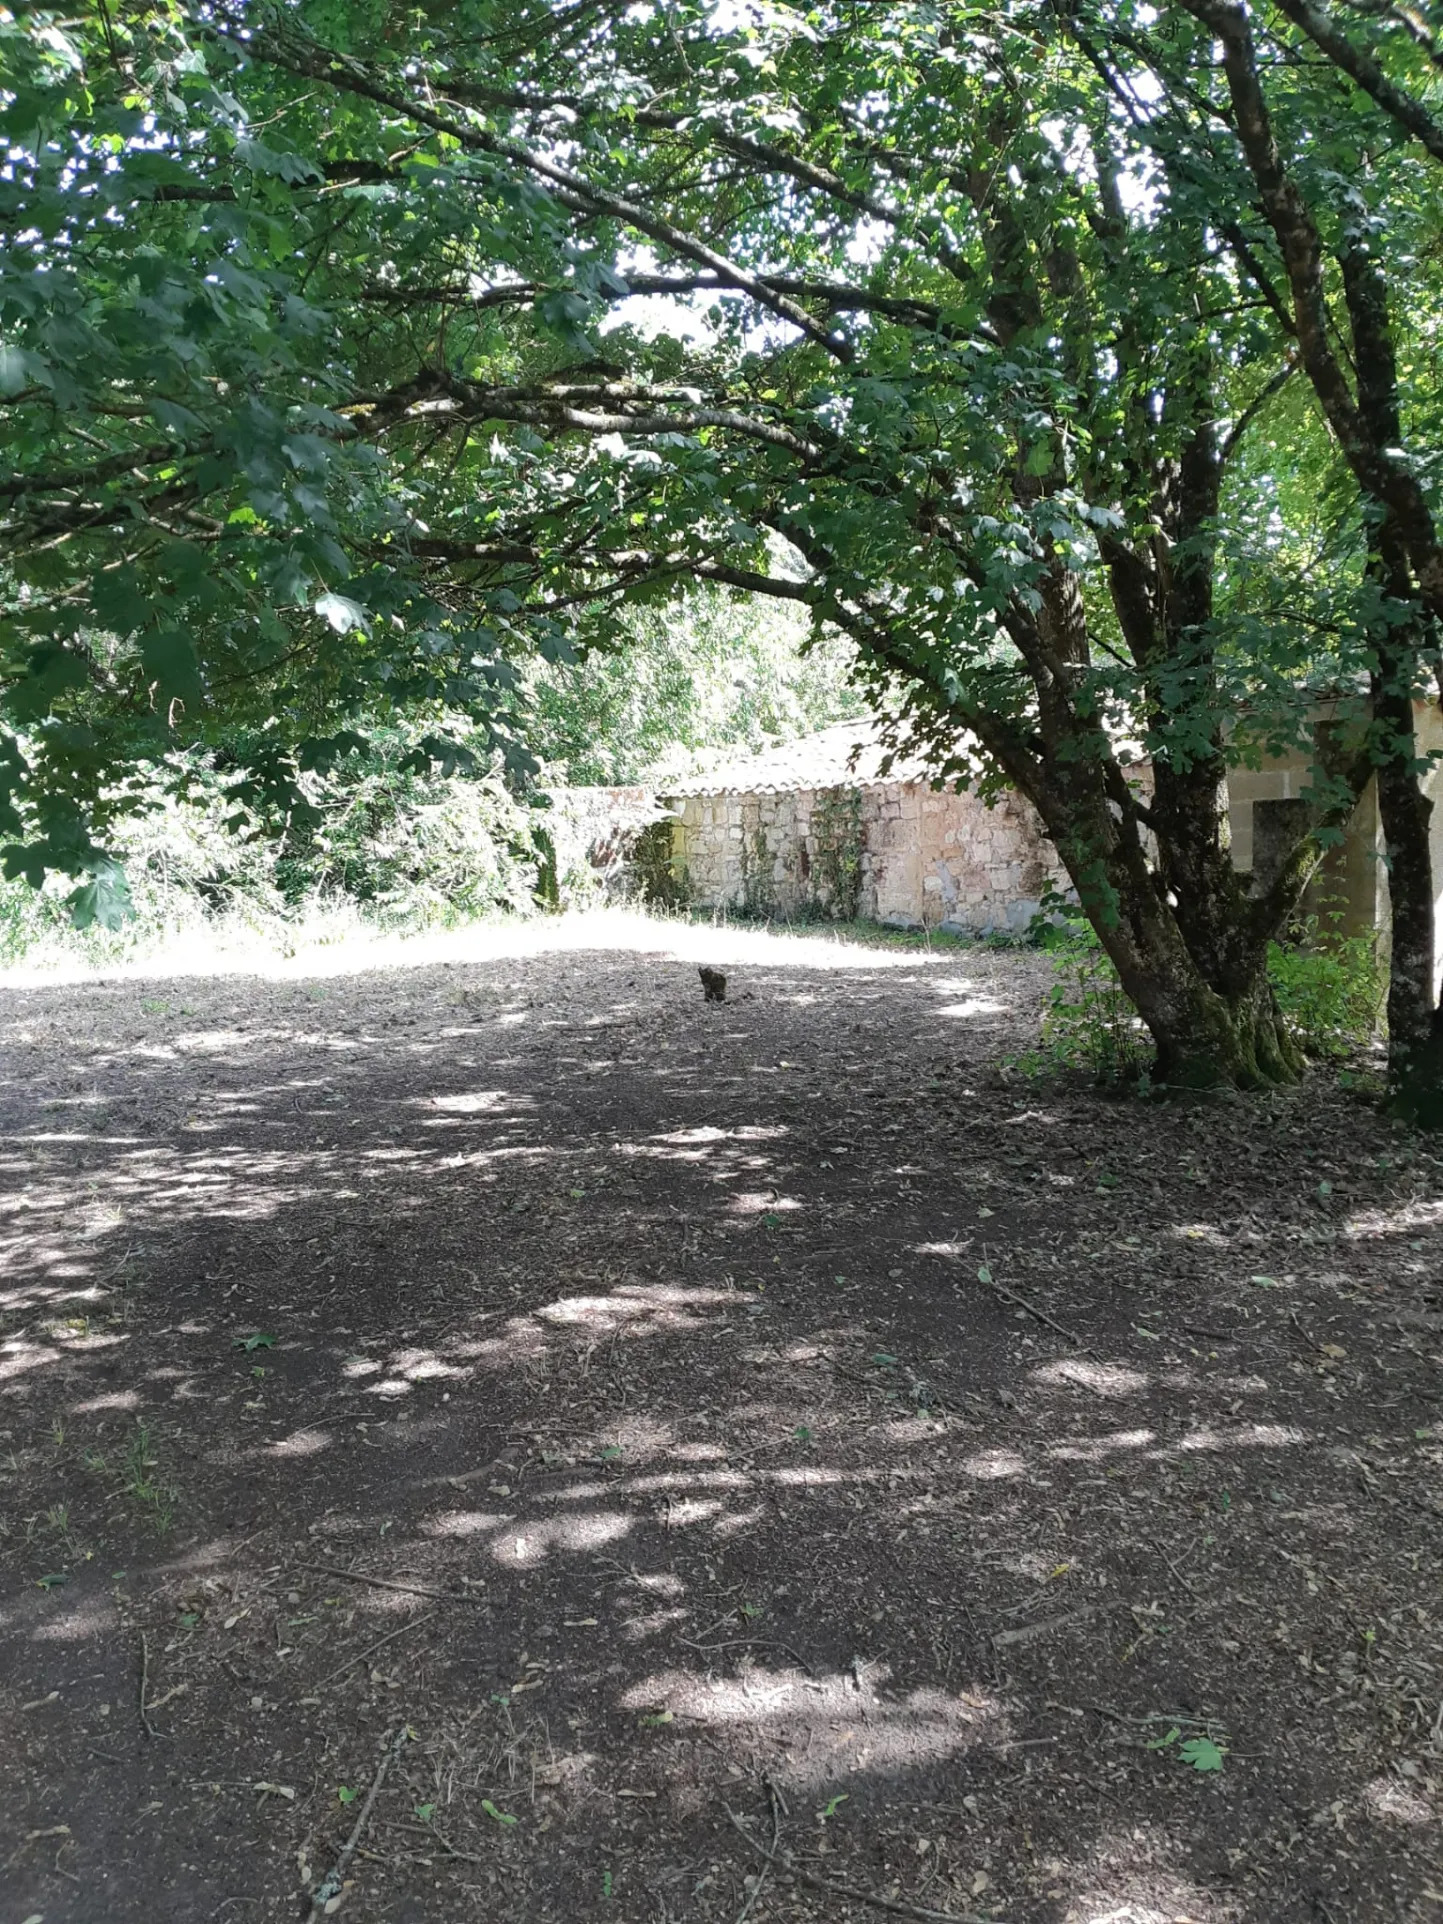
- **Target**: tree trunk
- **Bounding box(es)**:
[1101,907,1302,1090]
[1371,663,1443,1125]
[1045,789,1304,1091]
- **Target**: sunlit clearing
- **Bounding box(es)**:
[0,906,974,988]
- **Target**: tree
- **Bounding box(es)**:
[1154,0,1443,1117]
[527,583,863,787]
[0,2,1430,1097]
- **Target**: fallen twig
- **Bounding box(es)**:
[380,1820,489,1864]
[992,1605,1092,1650]
[316,1609,438,1689]
[975,1260,1082,1347]
[680,1634,815,1674]
[734,1781,783,1924]
[725,1808,986,1924]
[303,1563,483,1607]
[138,1631,158,1739]
[307,1725,409,1921]
[3,1825,72,1873]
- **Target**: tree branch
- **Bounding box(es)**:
[1273,0,1443,163]
[213,17,855,364]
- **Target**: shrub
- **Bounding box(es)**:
[1267,923,1382,1058]
[1016,917,1153,1085]
[0,731,546,968]
[1015,907,1383,1084]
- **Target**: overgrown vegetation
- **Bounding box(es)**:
[0,728,545,967]
[528,586,863,788]
[1020,911,1384,1085]
[809,789,866,922]
[1268,922,1386,1062]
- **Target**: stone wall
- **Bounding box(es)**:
[663,779,1069,933]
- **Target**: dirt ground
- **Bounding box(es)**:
[2,912,1441,1924]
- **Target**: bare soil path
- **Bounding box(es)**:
[1,915,1440,1924]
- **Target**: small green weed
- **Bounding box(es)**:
[119,1420,176,1532]
[1147,1724,1227,1771]
[1012,910,1151,1086]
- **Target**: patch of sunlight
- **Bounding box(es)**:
[1170,1221,1229,1245]
[713,1505,766,1536]
[652,1124,786,1145]
[493,1509,634,1566]
[621,1607,691,1639]
[70,1389,144,1413]
[424,1090,514,1113]
[1047,1428,1156,1462]
[30,1596,114,1642]
[1053,1846,1225,1924]
[1345,1197,1443,1239]
[387,1347,465,1382]
[620,1664,1005,1790]
[1172,1421,1307,1452]
[961,1448,1027,1479]
[665,1498,726,1525]
[1360,1774,1435,1826]
[0,905,971,993]
[935,997,1007,1019]
[267,1428,332,1457]
[534,1284,733,1332]
[426,1509,507,1538]
[0,1338,62,1382]
[729,1191,804,1215]
[1032,1359,1149,1398]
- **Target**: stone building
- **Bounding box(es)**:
[644,709,1443,964]
[655,722,1070,935]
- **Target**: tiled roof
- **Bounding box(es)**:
[657,720,940,797]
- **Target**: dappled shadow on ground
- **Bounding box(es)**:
[1,921,1441,1924]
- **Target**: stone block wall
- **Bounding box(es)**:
[663,779,1069,932]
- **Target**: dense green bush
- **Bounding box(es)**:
[0,731,548,967]
[1016,909,1383,1084]
[1267,923,1384,1060]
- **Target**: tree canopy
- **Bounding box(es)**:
[3,0,1442,1097]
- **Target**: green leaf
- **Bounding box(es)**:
[66,863,133,932]
[337,1786,358,1804]
[481,1798,517,1825]
[0,344,34,396]
[314,592,369,635]
[1178,1737,1225,1772]
[233,1332,276,1352]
